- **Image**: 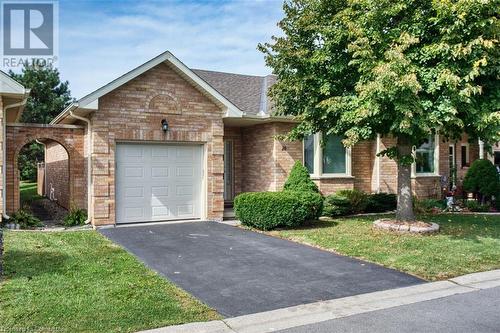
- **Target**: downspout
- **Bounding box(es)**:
[68,110,93,225]
[479,139,485,159]
[3,98,29,219]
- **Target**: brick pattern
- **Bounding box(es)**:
[240,124,277,192]
[91,63,224,225]
[5,124,85,213]
[223,127,243,198]
[44,141,70,209]
[37,163,44,196]
[232,122,363,196]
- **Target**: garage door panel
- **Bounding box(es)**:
[116,143,202,224]
[151,167,169,178]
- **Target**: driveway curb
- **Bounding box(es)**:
[139,269,500,333]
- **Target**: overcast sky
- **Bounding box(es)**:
[37,0,284,99]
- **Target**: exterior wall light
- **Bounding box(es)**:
[161,119,169,132]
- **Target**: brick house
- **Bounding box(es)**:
[1,52,489,226]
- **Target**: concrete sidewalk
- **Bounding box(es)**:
[139,269,500,333]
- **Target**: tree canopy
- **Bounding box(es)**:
[260,0,499,148]
[260,0,499,221]
[9,65,73,124]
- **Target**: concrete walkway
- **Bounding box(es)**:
[140,269,500,333]
[100,221,422,317]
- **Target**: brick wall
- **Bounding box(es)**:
[44,141,70,209]
[223,127,243,198]
[37,163,44,196]
[240,123,277,192]
[91,63,225,225]
[5,124,85,213]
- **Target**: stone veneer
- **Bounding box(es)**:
[90,63,225,225]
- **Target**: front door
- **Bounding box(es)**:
[223,140,234,202]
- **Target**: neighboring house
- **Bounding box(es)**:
[0,52,488,226]
[0,71,31,221]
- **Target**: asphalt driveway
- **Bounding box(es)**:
[100,222,423,317]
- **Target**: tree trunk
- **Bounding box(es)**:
[396,137,416,222]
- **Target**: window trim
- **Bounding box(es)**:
[411,134,440,178]
[303,133,352,178]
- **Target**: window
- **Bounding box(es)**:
[303,133,351,176]
[461,144,469,168]
[304,134,315,174]
[415,136,435,173]
[413,135,439,176]
[323,134,347,174]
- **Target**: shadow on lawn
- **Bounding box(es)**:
[3,249,69,280]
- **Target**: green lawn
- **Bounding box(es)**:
[0,231,220,333]
[268,214,500,281]
[20,181,41,205]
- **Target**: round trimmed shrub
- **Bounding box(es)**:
[292,191,324,220]
[234,191,312,230]
[463,159,500,201]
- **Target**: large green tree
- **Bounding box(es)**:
[9,65,73,123]
[10,65,73,181]
[260,0,499,222]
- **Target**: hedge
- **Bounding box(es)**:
[323,190,397,217]
[234,191,322,230]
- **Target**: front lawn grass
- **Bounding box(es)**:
[0,231,220,333]
[20,180,41,205]
[268,214,500,281]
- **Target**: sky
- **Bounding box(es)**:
[13,0,285,99]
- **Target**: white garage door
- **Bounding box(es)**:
[115,143,203,224]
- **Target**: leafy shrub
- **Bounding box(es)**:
[365,193,397,213]
[322,194,351,217]
[234,191,311,230]
[8,209,43,229]
[63,207,87,227]
[414,198,446,214]
[337,189,369,214]
[465,200,490,212]
[292,191,324,220]
[283,161,319,193]
[463,159,500,200]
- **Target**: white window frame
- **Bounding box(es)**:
[412,134,440,177]
[303,132,352,178]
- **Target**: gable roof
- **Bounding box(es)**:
[51,51,245,124]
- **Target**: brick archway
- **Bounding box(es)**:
[6,123,86,213]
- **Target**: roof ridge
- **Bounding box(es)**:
[192,68,274,79]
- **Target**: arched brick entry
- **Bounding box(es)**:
[6,123,86,213]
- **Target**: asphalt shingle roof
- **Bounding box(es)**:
[192,69,276,115]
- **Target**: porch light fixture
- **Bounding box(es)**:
[161,119,169,132]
